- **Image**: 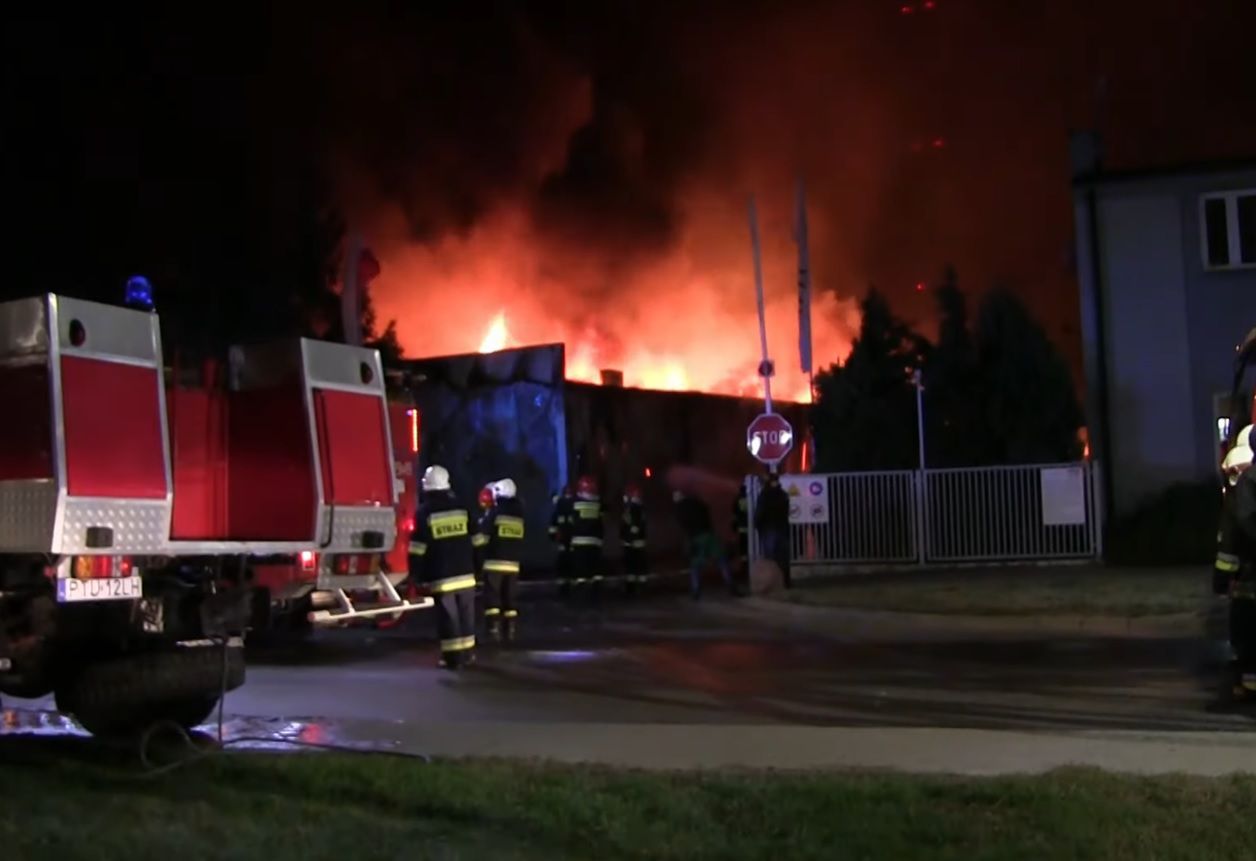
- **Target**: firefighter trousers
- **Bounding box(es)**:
[555,546,573,596]
[758,528,792,589]
[571,544,603,599]
[435,586,476,669]
[1231,594,1256,676]
[484,568,519,639]
[623,547,648,595]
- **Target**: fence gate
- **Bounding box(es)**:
[747,461,1100,566]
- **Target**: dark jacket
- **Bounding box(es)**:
[622,501,647,549]
[549,492,574,547]
[409,489,476,593]
[755,482,790,532]
[676,495,714,539]
[733,489,749,536]
[1217,469,1256,594]
[568,495,604,548]
[478,495,526,573]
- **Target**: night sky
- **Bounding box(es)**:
[4,1,1254,393]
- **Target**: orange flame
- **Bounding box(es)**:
[370,198,857,404]
[478,312,514,353]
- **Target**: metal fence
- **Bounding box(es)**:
[747,461,1100,566]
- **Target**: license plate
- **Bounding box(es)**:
[56,576,143,603]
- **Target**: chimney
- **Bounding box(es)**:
[600,369,624,387]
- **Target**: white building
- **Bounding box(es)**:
[1071,134,1256,517]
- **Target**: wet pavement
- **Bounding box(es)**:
[13,591,1251,731]
[4,591,1255,768]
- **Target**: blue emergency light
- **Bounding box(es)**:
[125,275,154,311]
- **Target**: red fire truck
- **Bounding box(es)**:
[247,386,423,632]
[0,294,429,736]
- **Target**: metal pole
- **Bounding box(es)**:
[748,196,774,414]
[808,370,817,468]
[914,369,927,565]
[914,369,926,471]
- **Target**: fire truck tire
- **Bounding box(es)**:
[54,645,245,737]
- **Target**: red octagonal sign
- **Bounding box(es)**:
[747,412,794,464]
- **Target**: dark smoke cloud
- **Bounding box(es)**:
[286,1,728,270]
[6,0,1256,379]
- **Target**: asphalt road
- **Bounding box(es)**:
[4,588,1254,755]
[221,592,1251,732]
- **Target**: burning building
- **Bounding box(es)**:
[396,344,808,574]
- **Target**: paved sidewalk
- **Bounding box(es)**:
[4,703,1256,776]
[215,715,1256,776]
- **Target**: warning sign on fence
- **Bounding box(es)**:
[1040,466,1086,526]
[781,475,830,524]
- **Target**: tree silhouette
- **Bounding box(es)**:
[923,265,988,466]
[973,286,1083,464]
[813,288,928,471]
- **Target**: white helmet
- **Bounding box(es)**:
[492,478,517,499]
[421,464,451,492]
[1223,426,1252,486]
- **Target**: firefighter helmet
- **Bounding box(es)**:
[493,478,517,499]
[421,464,450,491]
[1223,425,1253,485]
[623,483,642,503]
[576,475,597,498]
[478,486,494,509]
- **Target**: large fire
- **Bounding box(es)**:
[368,196,860,404]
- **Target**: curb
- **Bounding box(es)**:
[702,595,1212,641]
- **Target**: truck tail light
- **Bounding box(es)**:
[407,409,419,454]
[300,550,316,571]
[331,554,382,576]
[72,555,120,579]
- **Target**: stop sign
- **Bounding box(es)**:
[747,412,794,464]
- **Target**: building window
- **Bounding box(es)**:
[1200,189,1256,270]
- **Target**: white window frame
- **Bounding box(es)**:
[1199,188,1256,271]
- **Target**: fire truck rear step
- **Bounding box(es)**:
[306,570,433,625]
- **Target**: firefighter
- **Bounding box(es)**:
[674,489,732,600]
[472,485,495,579]
[755,472,793,589]
[409,465,477,670]
[550,485,575,597]
[621,483,648,595]
[569,475,604,599]
[732,482,750,575]
[1217,425,1255,701]
[478,478,526,642]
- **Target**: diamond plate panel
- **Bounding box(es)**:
[0,480,58,551]
[317,505,397,553]
[56,498,172,554]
